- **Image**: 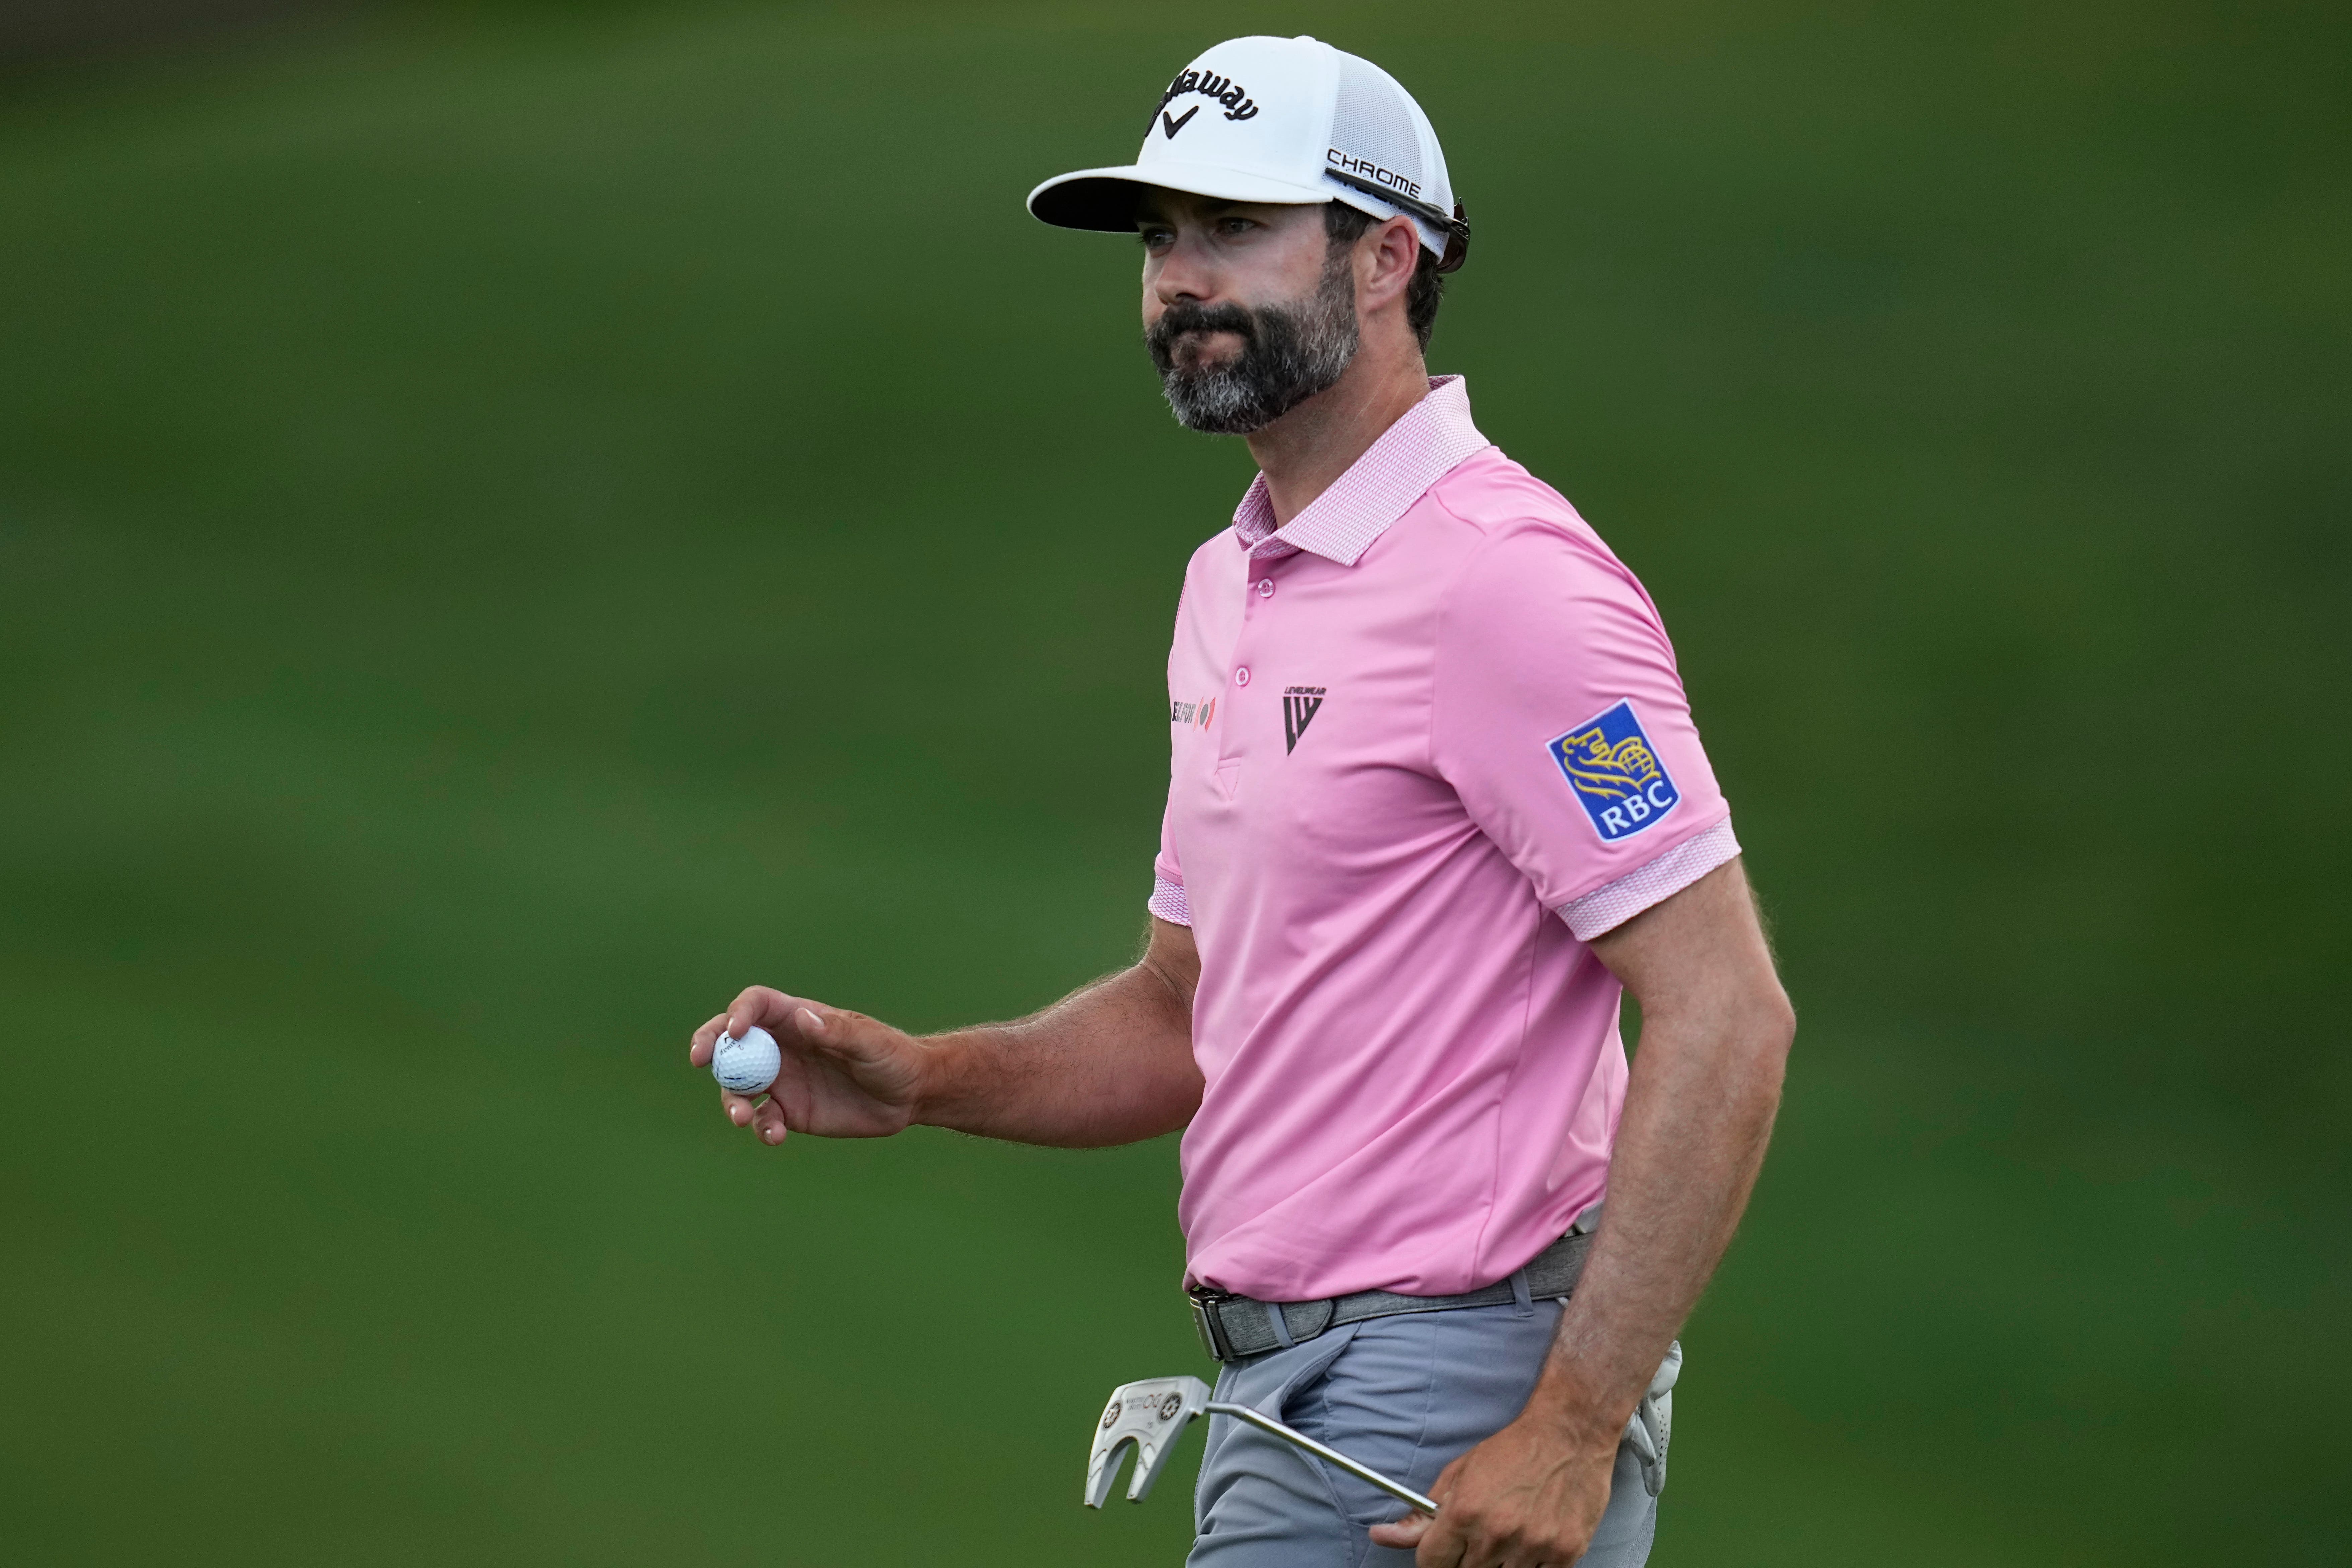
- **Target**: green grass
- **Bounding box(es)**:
[0,1,2345,1561]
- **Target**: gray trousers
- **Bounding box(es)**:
[1188,1300,1670,1567]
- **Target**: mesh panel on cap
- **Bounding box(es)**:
[1330,54,1422,188]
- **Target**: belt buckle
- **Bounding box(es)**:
[1187,1286,1236,1362]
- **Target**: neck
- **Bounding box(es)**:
[1244,335,1431,525]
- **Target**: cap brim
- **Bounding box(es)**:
[1027,162,1336,232]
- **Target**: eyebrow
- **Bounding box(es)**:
[1136,200,1248,228]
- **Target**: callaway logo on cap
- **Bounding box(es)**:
[1027,35,1469,272]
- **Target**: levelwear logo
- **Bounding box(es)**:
[1152,67,1262,137]
[1546,700,1681,841]
[1282,686,1325,754]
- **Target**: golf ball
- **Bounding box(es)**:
[711,1025,782,1094]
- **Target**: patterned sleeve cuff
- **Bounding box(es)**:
[1148,875,1193,927]
[1555,818,1740,941]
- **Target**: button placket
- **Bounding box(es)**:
[1220,553,1276,774]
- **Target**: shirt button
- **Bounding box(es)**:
[1256,578,1275,599]
[1234,667,1251,687]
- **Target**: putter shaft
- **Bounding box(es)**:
[1206,1401,1438,1514]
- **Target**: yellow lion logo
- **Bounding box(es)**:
[1555,728,1663,801]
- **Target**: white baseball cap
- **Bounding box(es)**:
[1028,35,1469,273]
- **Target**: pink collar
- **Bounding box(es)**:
[1230,375,1491,567]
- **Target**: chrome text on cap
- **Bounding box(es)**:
[1327,149,1422,202]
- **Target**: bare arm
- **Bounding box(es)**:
[1537,856,1793,1434]
[686,917,1203,1150]
[919,916,1204,1144]
[1376,857,1794,1566]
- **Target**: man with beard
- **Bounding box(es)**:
[685,34,1793,1568]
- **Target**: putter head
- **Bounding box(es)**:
[1083,1376,1213,1508]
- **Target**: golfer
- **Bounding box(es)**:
[688,34,1793,1568]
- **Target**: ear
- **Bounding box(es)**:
[1357,214,1423,323]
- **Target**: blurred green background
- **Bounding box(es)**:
[1,1,2345,1561]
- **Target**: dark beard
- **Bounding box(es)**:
[1144,248,1361,435]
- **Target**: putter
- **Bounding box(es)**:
[1085,1375,1438,1516]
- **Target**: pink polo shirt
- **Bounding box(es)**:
[1151,376,1740,1302]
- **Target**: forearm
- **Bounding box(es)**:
[1375,969,1790,1562]
[912,924,1203,1147]
[1526,996,1790,1436]
[1523,859,1796,1438]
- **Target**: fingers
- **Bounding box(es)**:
[1400,1492,1587,1568]
[686,995,810,1065]
[723,986,822,1041]
[751,1000,854,1060]
[688,1013,729,1068]
[1409,1466,1468,1567]
[717,1086,789,1145]
[722,1088,787,1140]
[1412,1511,1469,1568]
[698,990,877,1068]
[1365,1510,1434,1551]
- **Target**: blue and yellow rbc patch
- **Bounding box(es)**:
[1546,701,1681,842]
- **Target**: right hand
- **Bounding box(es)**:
[687,987,928,1146]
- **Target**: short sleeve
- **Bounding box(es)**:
[1151,576,1194,927]
[1149,793,1191,925]
[1432,519,1737,939]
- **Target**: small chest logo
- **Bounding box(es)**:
[1170,696,1217,730]
[1546,701,1680,841]
[1282,686,1325,754]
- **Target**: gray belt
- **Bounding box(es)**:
[1188,1227,1595,1363]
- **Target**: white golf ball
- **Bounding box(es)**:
[711,1025,782,1094]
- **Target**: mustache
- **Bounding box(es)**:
[1146,301,1258,367]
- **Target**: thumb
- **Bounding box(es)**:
[790,1005,906,1069]
[792,1004,861,1050]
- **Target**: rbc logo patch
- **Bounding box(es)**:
[1546,701,1681,842]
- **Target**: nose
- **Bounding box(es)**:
[1151,230,1221,311]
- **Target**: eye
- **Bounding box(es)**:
[1136,226,1175,251]
[1216,217,1256,237]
